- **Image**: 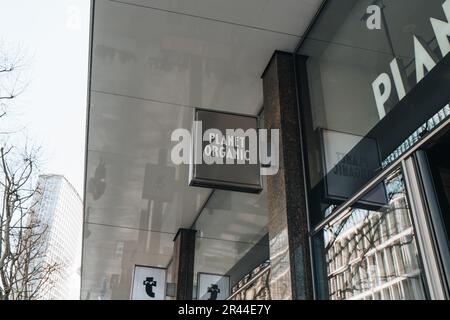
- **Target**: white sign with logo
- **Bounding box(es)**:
[130,265,166,300]
[197,273,230,300]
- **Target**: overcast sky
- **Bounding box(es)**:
[0,0,91,196]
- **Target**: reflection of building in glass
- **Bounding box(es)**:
[230,260,271,300]
[32,175,83,300]
[325,172,425,300]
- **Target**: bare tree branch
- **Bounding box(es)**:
[0,44,60,301]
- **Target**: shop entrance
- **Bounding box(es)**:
[425,132,450,241]
[413,128,450,297]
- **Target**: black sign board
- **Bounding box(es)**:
[320,129,388,208]
[189,109,262,194]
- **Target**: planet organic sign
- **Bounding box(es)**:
[171,109,280,193]
[372,0,450,120]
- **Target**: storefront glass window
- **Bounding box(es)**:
[295,0,450,225]
[312,169,428,300]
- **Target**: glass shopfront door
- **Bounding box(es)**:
[423,132,450,248]
[412,129,450,295]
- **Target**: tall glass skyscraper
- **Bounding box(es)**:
[32,175,83,300]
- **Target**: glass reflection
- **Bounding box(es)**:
[314,169,427,300]
[296,0,450,225]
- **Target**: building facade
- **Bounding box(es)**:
[33,175,83,300]
[82,0,450,300]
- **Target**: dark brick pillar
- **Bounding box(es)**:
[262,51,313,300]
[173,228,196,300]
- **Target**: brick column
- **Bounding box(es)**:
[262,51,313,300]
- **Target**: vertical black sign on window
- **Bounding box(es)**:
[320,128,388,209]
